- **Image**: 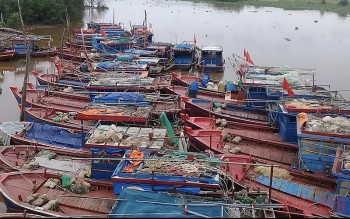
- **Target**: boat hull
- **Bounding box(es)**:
[0,51,15,61]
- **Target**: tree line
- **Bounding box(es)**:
[0,0,84,28]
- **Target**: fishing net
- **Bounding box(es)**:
[254,166,293,180]
[61,175,91,194]
[37,150,57,160]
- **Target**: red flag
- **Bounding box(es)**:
[246,51,254,65]
[244,49,247,58]
[101,31,107,37]
[194,34,197,44]
[283,77,295,97]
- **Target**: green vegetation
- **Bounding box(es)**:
[187,0,350,16]
[0,0,84,27]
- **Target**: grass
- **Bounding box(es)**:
[184,0,350,16]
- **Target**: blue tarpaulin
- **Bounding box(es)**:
[110,188,228,218]
[90,92,150,105]
[25,123,83,149]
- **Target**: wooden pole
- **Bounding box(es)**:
[18,0,30,122]
[269,166,273,203]
[60,28,66,59]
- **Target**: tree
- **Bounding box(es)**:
[339,0,349,6]
[6,12,21,28]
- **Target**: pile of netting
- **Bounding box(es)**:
[304,116,350,135]
[136,151,224,178]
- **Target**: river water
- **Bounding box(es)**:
[0,0,349,213]
[1,0,350,122]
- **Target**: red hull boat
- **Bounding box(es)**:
[219,154,333,218]
[182,114,298,165]
[0,145,90,172]
[0,171,116,217]
[0,50,15,61]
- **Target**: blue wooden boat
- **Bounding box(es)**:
[111,149,222,195]
[10,35,55,57]
[173,72,332,108]
[131,24,153,48]
[172,42,197,70]
[198,45,224,73]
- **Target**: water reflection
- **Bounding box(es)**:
[0,58,55,122]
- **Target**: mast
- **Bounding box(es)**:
[18,0,30,122]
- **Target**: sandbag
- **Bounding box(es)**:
[26,193,39,204]
[44,178,61,189]
[32,194,49,207]
[42,200,59,211]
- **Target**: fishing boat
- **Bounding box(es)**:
[165,84,267,112]
[10,35,55,57]
[24,107,94,131]
[10,86,88,112]
[219,154,335,218]
[95,36,133,53]
[131,24,153,48]
[179,96,270,126]
[172,42,197,70]
[93,57,148,72]
[0,145,91,174]
[198,45,225,73]
[172,72,332,107]
[111,149,222,195]
[85,74,172,92]
[0,47,15,61]
[181,114,299,165]
[12,85,182,127]
[0,171,116,217]
[32,71,157,91]
[145,43,173,59]
[183,123,336,190]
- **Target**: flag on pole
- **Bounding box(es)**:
[244,49,247,58]
[194,34,197,44]
[246,51,254,65]
[283,77,295,97]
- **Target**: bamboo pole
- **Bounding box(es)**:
[18,0,30,122]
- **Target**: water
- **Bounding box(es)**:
[0,0,350,212]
